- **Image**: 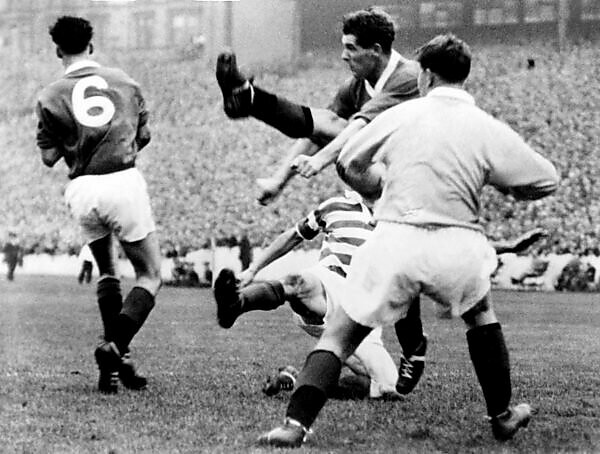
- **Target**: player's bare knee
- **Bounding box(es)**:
[315,336,345,360]
[461,295,496,327]
[136,275,161,296]
[283,272,304,287]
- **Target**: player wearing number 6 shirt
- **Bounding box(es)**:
[35,16,161,394]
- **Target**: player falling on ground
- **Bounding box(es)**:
[35,16,162,394]
[214,190,423,399]
[216,7,420,206]
[257,34,559,447]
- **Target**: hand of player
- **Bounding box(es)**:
[256,177,283,206]
[239,268,257,287]
[291,155,323,178]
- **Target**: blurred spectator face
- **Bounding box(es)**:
[341,34,379,81]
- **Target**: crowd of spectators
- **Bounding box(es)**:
[2,40,600,257]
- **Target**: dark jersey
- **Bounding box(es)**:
[328,54,420,123]
[36,62,150,179]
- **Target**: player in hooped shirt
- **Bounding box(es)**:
[36,16,161,394]
[214,191,406,400]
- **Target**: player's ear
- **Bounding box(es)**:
[55,46,63,59]
[88,42,94,55]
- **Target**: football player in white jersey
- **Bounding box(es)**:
[214,188,546,401]
[258,34,559,448]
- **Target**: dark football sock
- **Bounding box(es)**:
[96,276,123,342]
[466,322,511,417]
[286,350,342,428]
[394,297,424,356]
[240,280,285,312]
[251,86,314,138]
[113,287,155,354]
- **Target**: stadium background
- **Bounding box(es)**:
[1,0,600,290]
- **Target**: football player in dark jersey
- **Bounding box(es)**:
[216,5,428,398]
[216,7,419,205]
[36,16,161,394]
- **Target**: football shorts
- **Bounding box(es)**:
[291,265,397,397]
[341,222,497,327]
[291,264,386,344]
[64,167,156,243]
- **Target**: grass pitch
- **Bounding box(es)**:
[0,275,598,453]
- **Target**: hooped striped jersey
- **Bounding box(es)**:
[295,192,374,277]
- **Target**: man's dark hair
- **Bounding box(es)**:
[342,7,395,54]
[49,16,93,55]
[416,34,471,83]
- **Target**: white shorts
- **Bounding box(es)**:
[64,167,156,243]
[292,265,397,398]
[341,222,497,327]
[292,264,385,345]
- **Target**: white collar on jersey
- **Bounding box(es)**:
[65,59,100,75]
[364,50,401,98]
[343,189,363,204]
[427,86,475,105]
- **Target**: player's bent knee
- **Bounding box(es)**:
[314,337,345,360]
[136,275,162,296]
[283,272,305,287]
[461,294,496,327]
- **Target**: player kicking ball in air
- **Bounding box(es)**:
[257,34,559,447]
[216,7,420,206]
[36,16,162,394]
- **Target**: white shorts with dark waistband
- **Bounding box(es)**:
[64,167,156,243]
[341,222,497,328]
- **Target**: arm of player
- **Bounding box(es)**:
[136,125,151,151]
[239,227,304,287]
[292,118,367,178]
[488,125,559,200]
[39,147,63,167]
[135,89,151,151]
[257,139,321,206]
[35,103,64,167]
[336,107,401,198]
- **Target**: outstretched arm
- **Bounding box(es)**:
[257,139,320,205]
[239,227,304,286]
[292,118,367,178]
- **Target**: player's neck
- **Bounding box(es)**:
[366,55,390,86]
[61,53,93,70]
